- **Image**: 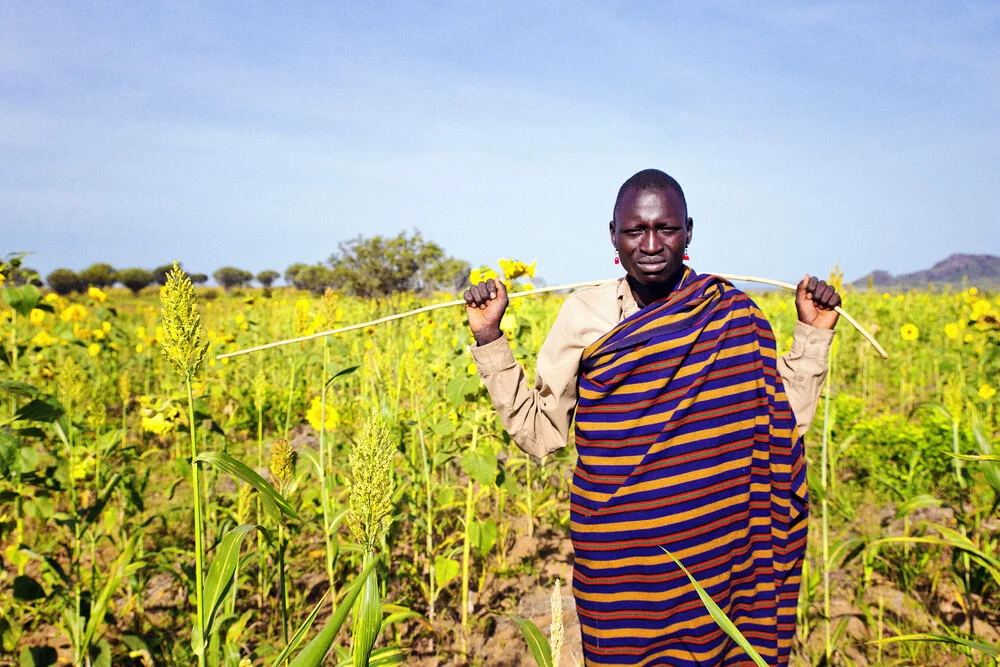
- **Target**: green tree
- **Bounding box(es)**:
[79,262,116,288]
[190,273,209,285]
[213,267,254,292]
[153,263,178,286]
[114,268,156,295]
[284,263,308,286]
[289,264,336,294]
[46,269,83,295]
[256,270,280,288]
[329,231,469,298]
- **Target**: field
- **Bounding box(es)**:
[2,266,999,666]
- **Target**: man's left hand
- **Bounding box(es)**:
[795,274,841,330]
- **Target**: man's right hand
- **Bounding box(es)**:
[464,279,508,346]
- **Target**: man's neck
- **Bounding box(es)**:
[627,268,684,309]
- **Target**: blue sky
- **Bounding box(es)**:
[2,2,998,287]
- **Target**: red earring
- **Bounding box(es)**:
[614,249,620,265]
[684,246,690,261]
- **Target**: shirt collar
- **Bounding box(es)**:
[616,277,639,320]
[615,267,694,320]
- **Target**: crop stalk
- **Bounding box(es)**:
[820,335,836,664]
[460,422,479,656]
[415,410,436,621]
[320,338,334,588]
[186,379,206,667]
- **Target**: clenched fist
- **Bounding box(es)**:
[464,279,508,346]
[795,275,841,330]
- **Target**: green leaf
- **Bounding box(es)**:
[867,634,999,657]
[18,645,57,667]
[445,375,480,407]
[195,451,300,522]
[0,381,38,399]
[266,589,330,666]
[81,534,142,654]
[3,285,42,317]
[352,556,382,667]
[286,557,378,667]
[203,524,262,638]
[13,575,46,601]
[433,557,460,590]
[470,519,497,555]
[379,606,430,634]
[14,397,65,424]
[948,452,1000,462]
[461,449,496,486]
[660,546,768,667]
[82,473,122,528]
[335,647,404,667]
[501,614,552,667]
[326,365,359,387]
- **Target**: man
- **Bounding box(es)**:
[466,169,839,665]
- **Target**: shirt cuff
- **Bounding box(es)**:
[469,334,517,376]
[791,321,836,360]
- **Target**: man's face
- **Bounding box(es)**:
[609,187,693,286]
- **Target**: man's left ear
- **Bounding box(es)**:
[686,217,694,244]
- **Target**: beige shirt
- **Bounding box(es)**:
[470,277,834,459]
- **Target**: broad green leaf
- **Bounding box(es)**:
[470,519,497,555]
[203,524,262,637]
[502,614,552,667]
[195,451,300,522]
[461,449,495,486]
[867,634,999,657]
[13,575,46,601]
[661,547,768,667]
[3,285,42,317]
[19,645,57,667]
[434,557,460,590]
[445,375,480,407]
[287,557,378,667]
[14,397,65,424]
[266,589,330,666]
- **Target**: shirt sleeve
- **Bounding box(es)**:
[469,303,585,459]
[777,320,836,436]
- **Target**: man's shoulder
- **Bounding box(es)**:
[562,279,620,315]
[548,279,620,344]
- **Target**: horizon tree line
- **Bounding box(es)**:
[10,230,474,297]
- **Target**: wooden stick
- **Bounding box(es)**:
[216,280,611,360]
[216,275,888,360]
[713,274,888,359]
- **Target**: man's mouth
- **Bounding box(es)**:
[636,259,668,270]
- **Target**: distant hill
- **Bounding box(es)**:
[851,253,1000,289]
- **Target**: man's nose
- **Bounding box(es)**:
[642,231,662,254]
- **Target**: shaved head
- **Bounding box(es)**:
[613,169,688,221]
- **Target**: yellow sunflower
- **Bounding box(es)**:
[900,323,919,341]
